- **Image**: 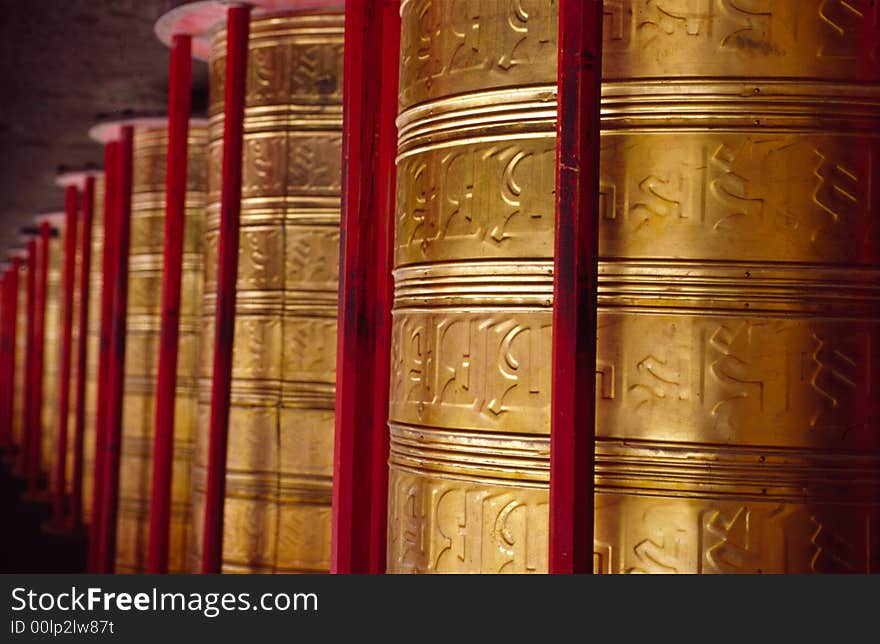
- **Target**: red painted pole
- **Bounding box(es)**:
[331,0,399,574]
[98,126,134,574]
[148,33,193,574]
[0,270,10,450]
[19,240,36,478]
[11,258,22,452]
[201,6,250,575]
[28,221,51,493]
[9,259,22,453]
[4,266,17,450]
[88,142,119,572]
[70,176,95,529]
[52,185,79,524]
[549,0,603,574]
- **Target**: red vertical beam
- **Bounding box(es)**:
[549,0,603,574]
[70,176,95,528]
[88,142,119,571]
[0,271,9,450]
[0,270,9,451]
[201,6,250,575]
[0,269,9,450]
[98,126,134,574]
[2,270,12,449]
[3,266,16,449]
[148,33,193,574]
[9,259,22,450]
[28,221,51,493]
[9,260,22,448]
[20,240,37,477]
[52,186,79,523]
[331,0,399,574]
[5,267,16,448]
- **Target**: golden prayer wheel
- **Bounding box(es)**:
[79,174,105,521]
[37,214,64,487]
[108,119,207,573]
[55,170,104,504]
[190,7,344,573]
[388,0,880,573]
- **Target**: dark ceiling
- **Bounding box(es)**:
[0,0,208,256]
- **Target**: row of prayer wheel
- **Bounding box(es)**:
[0,0,876,574]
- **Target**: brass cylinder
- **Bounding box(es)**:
[115,124,206,573]
[388,0,880,573]
[83,176,105,522]
[192,10,344,573]
[41,229,62,485]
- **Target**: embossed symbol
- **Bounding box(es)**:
[291,44,343,98]
[243,138,284,197]
[287,228,340,287]
[487,322,546,415]
[602,0,630,49]
[808,334,857,429]
[288,319,336,376]
[596,359,615,400]
[249,46,285,104]
[708,322,769,427]
[704,507,764,573]
[629,353,683,411]
[812,150,862,242]
[640,0,709,37]
[398,144,554,256]
[810,515,860,573]
[818,0,879,60]
[710,142,764,231]
[289,135,343,193]
[628,534,685,574]
[631,175,681,228]
[496,0,557,70]
[719,0,776,54]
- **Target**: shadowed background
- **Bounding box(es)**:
[0,0,208,254]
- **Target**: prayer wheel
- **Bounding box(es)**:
[387,0,880,573]
[177,5,344,573]
[94,119,207,573]
[36,214,63,488]
[55,170,103,507]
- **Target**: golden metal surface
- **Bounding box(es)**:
[388,0,880,573]
[191,11,343,573]
[41,233,62,485]
[115,125,206,573]
[83,176,105,522]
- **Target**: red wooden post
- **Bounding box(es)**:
[8,259,23,452]
[6,255,25,450]
[70,176,95,529]
[98,126,134,574]
[8,259,22,449]
[51,185,79,524]
[331,0,399,574]
[89,142,119,572]
[148,33,193,574]
[549,0,604,574]
[28,221,51,493]
[0,269,10,450]
[201,5,250,575]
[20,239,37,478]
